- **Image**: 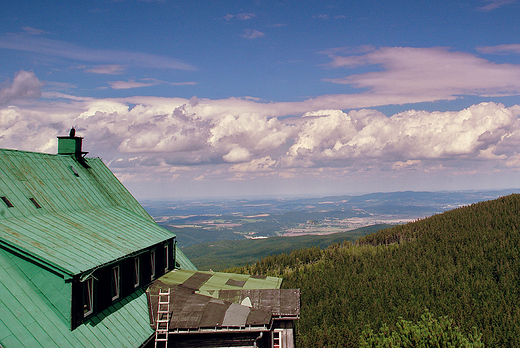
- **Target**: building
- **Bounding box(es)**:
[0,131,196,347]
[147,269,300,348]
[0,131,299,348]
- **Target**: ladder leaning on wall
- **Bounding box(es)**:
[155,288,170,348]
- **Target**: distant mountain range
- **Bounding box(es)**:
[141,189,520,247]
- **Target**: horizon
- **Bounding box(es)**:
[136,187,520,203]
[2,0,520,199]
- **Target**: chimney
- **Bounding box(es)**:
[57,128,90,167]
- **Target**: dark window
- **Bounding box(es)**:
[134,257,140,288]
[164,244,169,272]
[1,196,13,208]
[29,198,42,208]
[150,250,156,281]
[111,266,120,301]
[83,277,94,317]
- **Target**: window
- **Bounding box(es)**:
[111,265,120,301]
[70,165,79,177]
[164,243,169,272]
[272,330,283,348]
[1,196,13,208]
[29,197,41,208]
[134,257,140,288]
[150,250,156,281]
[83,277,94,317]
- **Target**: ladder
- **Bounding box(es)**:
[155,288,170,348]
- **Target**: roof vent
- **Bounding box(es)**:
[57,127,90,168]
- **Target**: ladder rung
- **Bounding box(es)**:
[155,288,170,348]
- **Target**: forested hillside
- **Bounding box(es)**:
[184,224,390,270]
[229,194,520,347]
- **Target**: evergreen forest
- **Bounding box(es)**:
[228,194,520,347]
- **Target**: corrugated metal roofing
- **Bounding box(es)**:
[0,247,154,348]
[0,149,152,222]
[0,206,175,275]
[0,149,193,275]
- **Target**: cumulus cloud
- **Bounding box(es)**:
[3,66,520,188]
[229,156,277,172]
[3,91,520,181]
[223,146,251,162]
[0,70,43,104]
[286,103,519,167]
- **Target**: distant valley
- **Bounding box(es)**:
[141,189,519,248]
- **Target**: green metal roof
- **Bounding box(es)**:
[0,205,176,275]
[0,247,154,348]
[0,149,152,222]
[175,245,197,271]
[0,149,187,275]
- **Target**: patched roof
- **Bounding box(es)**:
[147,270,300,332]
[0,149,195,275]
[152,269,283,290]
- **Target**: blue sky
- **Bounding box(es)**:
[2,0,520,199]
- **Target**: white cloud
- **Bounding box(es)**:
[3,69,520,186]
[108,80,159,89]
[223,146,251,162]
[285,102,520,168]
[477,44,520,54]
[0,35,196,70]
[392,160,421,170]
[242,29,265,39]
[3,91,520,176]
[229,156,277,172]
[476,0,516,11]
[325,47,520,100]
[22,27,50,35]
[236,13,256,20]
[86,65,126,75]
[0,70,43,104]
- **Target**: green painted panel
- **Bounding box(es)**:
[0,248,155,348]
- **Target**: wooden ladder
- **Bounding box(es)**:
[155,288,170,348]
